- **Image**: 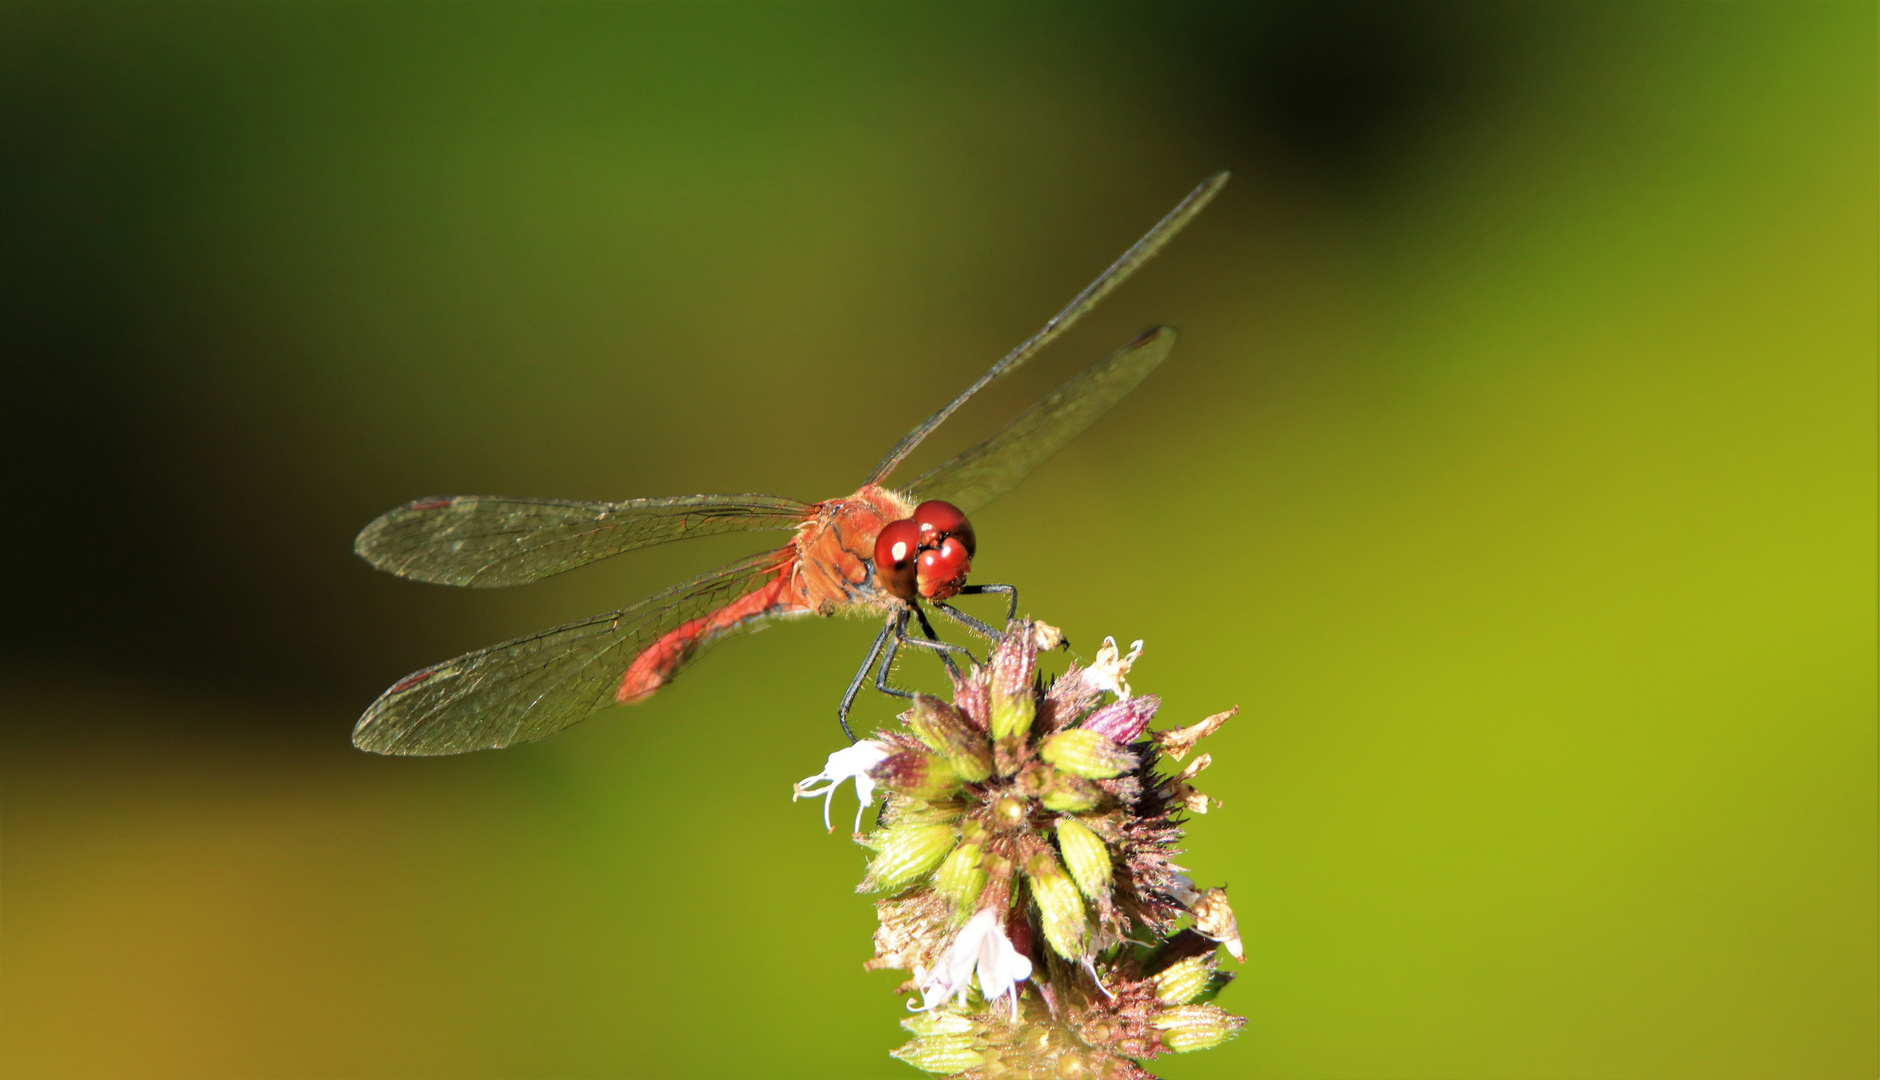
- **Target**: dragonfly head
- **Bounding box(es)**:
[913,499,976,559]
[874,500,975,603]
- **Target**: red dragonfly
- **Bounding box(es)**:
[353,172,1227,755]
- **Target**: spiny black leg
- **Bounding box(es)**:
[933,601,1003,642]
[900,634,976,669]
[879,607,976,698]
[874,608,915,699]
[958,582,1019,625]
[912,604,969,678]
[838,613,897,742]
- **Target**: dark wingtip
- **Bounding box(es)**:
[1174,173,1231,227]
[1130,325,1178,349]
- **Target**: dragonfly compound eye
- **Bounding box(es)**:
[913,499,976,558]
[874,518,923,602]
[916,535,972,600]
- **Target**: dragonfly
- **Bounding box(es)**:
[352,172,1227,756]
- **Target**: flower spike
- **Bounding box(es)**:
[796,622,1247,1075]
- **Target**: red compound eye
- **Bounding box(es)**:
[916,535,972,600]
[913,499,976,558]
[873,519,922,602]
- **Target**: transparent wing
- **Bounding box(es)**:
[353,550,792,755]
[906,326,1177,514]
[354,493,812,588]
[865,171,1227,487]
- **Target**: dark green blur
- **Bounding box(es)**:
[1,4,1872,1077]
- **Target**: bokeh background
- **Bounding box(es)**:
[1,3,1872,1077]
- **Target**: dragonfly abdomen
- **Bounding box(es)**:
[616,569,802,704]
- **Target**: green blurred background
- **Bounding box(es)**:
[1,3,1872,1077]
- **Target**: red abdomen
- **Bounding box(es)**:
[614,484,913,704]
[615,570,794,703]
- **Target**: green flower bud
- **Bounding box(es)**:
[1040,774,1103,813]
[1054,816,1113,902]
[989,628,1039,742]
[1041,729,1138,779]
[1013,762,1052,798]
[1153,1004,1245,1053]
[900,1011,975,1038]
[890,1033,984,1074]
[990,794,1029,831]
[980,851,1014,881]
[908,695,993,783]
[1154,954,1214,1006]
[933,842,989,915]
[1023,850,1088,960]
[883,800,966,828]
[990,688,1035,743]
[870,748,961,802]
[862,823,958,894]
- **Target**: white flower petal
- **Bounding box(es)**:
[793,740,891,833]
[1086,636,1145,700]
[911,909,1032,1019]
[1165,871,1202,908]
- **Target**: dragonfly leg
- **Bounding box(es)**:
[911,604,972,678]
[932,600,1005,643]
[957,582,1019,626]
[878,607,977,696]
[845,607,982,738]
[838,612,899,743]
[899,634,976,678]
[873,609,916,700]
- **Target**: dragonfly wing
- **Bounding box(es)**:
[866,171,1227,487]
[355,493,812,588]
[353,550,796,755]
[906,326,1177,513]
